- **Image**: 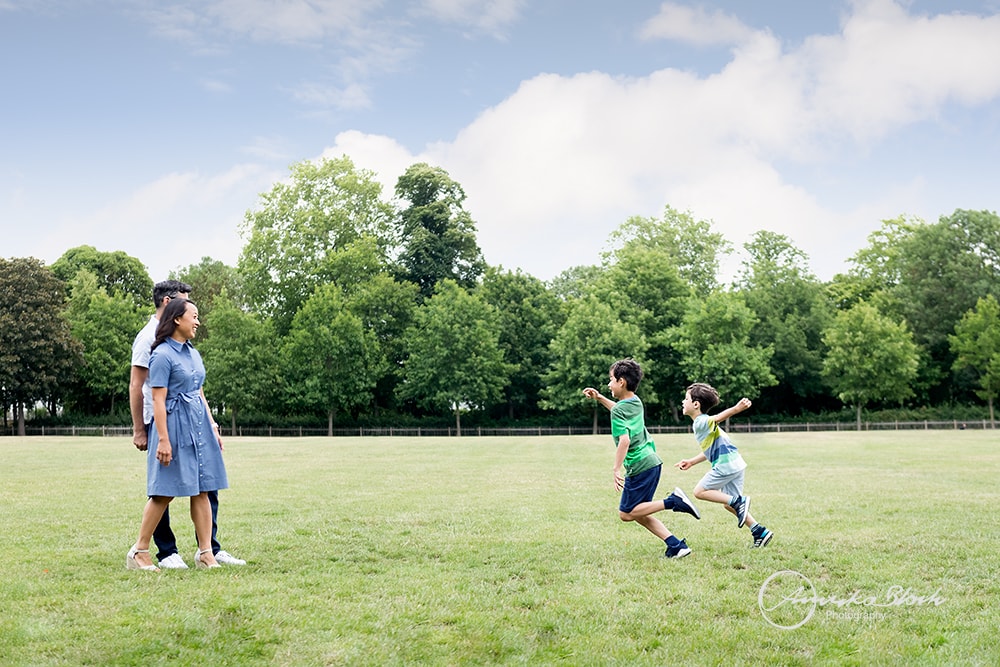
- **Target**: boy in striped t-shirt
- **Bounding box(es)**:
[583,359,701,559]
[675,382,773,548]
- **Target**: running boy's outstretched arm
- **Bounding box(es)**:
[675,451,707,471]
[710,397,752,424]
[582,387,616,412]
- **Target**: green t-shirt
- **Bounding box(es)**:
[610,396,662,477]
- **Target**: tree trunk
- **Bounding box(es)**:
[454,405,461,437]
[230,409,237,437]
[592,405,599,435]
[990,397,995,429]
[328,408,336,437]
[856,404,862,431]
[17,403,26,436]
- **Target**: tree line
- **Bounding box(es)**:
[3,157,999,435]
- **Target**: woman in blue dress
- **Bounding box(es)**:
[127,298,228,571]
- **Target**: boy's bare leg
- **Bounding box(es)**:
[695,486,757,528]
[694,487,732,505]
[620,500,668,520]
[634,515,671,541]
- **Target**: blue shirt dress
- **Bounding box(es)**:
[147,338,228,497]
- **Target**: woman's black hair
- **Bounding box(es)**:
[151,298,197,351]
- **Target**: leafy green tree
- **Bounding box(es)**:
[198,291,280,433]
[670,291,776,412]
[837,210,1000,403]
[50,245,152,309]
[605,206,731,294]
[63,271,145,415]
[542,295,649,433]
[479,267,563,419]
[397,280,509,434]
[281,283,383,435]
[239,156,396,332]
[822,301,920,429]
[394,163,486,297]
[547,264,603,301]
[342,272,420,413]
[736,231,833,414]
[594,245,691,421]
[950,295,1000,427]
[0,258,81,434]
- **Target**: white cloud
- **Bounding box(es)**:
[418,0,525,37]
[27,164,280,280]
[799,0,1000,142]
[639,2,758,47]
[288,80,372,110]
[320,0,1000,282]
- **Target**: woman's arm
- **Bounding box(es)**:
[152,386,172,466]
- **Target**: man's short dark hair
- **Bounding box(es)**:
[152,280,193,308]
[610,358,643,392]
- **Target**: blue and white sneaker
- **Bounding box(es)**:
[732,495,750,528]
[664,539,692,559]
[670,487,701,520]
[751,526,773,549]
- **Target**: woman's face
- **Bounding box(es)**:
[172,303,200,341]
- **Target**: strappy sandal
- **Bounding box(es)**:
[126,545,160,571]
[194,548,220,569]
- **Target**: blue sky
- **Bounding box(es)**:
[3,0,1000,284]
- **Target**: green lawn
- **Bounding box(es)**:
[1,431,996,666]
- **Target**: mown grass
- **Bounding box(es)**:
[0,431,997,666]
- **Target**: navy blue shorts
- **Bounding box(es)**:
[619,464,662,513]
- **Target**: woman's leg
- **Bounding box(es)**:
[134,496,172,567]
[191,493,218,566]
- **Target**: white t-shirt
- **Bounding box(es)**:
[131,315,159,426]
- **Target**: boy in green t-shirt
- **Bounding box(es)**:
[583,359,701,558]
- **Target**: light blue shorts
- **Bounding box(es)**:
[697,467,746,499]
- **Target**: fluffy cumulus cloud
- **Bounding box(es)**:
[324,0,1000,280]
[33,164,279,280]
[639,1,758,46]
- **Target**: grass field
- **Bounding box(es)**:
[1,431,997,666]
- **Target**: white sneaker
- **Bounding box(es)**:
[158,553,189,569]
[214,550,246,566]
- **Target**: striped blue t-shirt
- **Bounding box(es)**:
[692,414,747,474]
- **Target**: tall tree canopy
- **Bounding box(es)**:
[50,245,152,309]
[542,295,650,433]
[822,300,920,428]
[397,280,509,434]
[838,210,1000,403]
[950,295,1000,427]
[737,231,832,414]
[604,206,731,295]
[239,156,396,332]
[394,163,486,297]
[670,291,777,408]
[281,283,383,435]
[0,258,81,433]
[62,270,144,415]
[479,267,563,419]
[199,291,280,434]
